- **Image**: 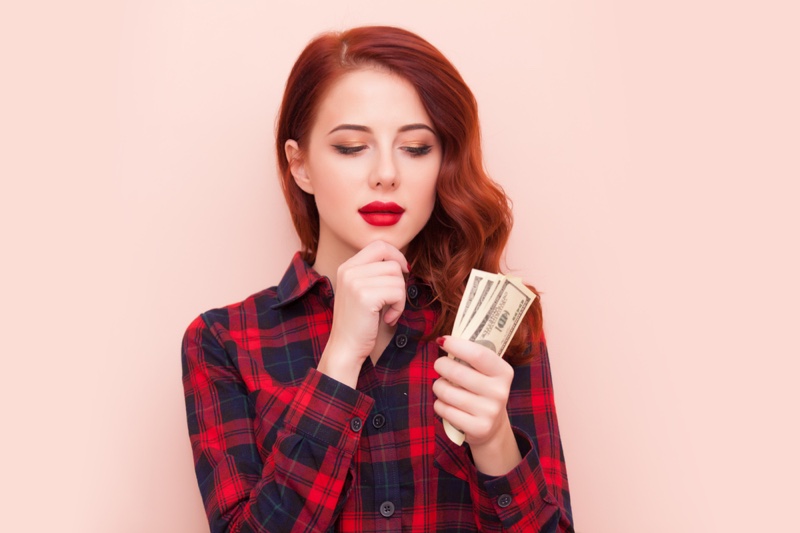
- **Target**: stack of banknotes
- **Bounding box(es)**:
[443,269,537,445]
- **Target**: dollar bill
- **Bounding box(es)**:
[453,270,501,337]
[461,277,534,356]
[454,270,483,336]
[443,270,536,445]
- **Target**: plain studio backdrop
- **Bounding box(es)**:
[2,1,798,532]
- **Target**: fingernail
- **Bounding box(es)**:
[435,336,445,347]
[407,262,411,272]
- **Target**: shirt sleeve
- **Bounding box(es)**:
[465,340,574,532]
[181,314,375,533]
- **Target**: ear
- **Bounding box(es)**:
[284,139,314,194]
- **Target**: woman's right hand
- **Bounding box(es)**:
[317,240,409,388]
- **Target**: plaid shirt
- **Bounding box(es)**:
[182,253,573,532]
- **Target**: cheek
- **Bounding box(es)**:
[417,181,438,227]
[424,185,437,213]
[410,156,440,188]
[423,165,440,206]
[305,161,346,201]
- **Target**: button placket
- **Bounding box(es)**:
[394,334,408,348]
[407,284,419,300]
[379,500,395,517]
[372,413,386,429]
[497,493,513,508]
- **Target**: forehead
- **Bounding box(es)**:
[313,68,433,131]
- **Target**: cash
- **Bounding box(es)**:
[443,269,536,445]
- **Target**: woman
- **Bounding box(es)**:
[182,26,574,532]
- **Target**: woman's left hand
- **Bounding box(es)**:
[432,336,523,475]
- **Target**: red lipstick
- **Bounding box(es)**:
[358,201,405,226]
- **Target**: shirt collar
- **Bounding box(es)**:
[271,252,333,309]
[271,251,434,310]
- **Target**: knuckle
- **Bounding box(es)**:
[448,363,465,383]
[377,240,391,253]
[338,268,353,286]
[492,382,510,401]
[497,363,513,383]
[476,419,491,436]
[488,402,503,418]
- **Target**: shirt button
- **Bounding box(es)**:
[349,417,363,432]
[395,334,408,348]
[372,413,386,429]
[379,500,395,517]
[497,494,513,508]
[407,284,419,299]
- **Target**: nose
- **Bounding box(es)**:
[369,148,398,189]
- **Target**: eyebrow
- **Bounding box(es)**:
[327,123,436,135]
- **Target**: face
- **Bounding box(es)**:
[285,67,441,266]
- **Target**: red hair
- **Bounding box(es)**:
[275,26,542,364]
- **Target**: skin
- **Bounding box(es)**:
[433,336,522,475]
[285,67,440,275]
[285,67,522,476]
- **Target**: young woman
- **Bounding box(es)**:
[182,26,574,532]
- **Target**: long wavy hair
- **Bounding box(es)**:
[275,26,542,365]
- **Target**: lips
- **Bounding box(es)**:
[358,201,405,226]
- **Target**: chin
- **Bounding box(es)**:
[354,224,423,255]
[387,234,415,254]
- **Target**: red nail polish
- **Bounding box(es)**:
[435,336,445,346]
[407,262,411,272]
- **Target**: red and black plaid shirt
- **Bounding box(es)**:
[182,253,574,532]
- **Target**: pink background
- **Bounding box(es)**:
[3,1,798,532]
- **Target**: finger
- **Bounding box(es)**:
[383,303,403,326]
[344,268,405,303]
[433,378,506,441]
[437,336,511,378]
[340,266,405,292]
[347,272,407,292]
[351,280,406,313]
[337,265,406,305]
[345,240,409,273]
[432,377,483,416]
[339,261,405,285]
[433,355,489,394]
[343,279,405,327]
[433,374,505,422]
[385,281,407,324]
[433,398,479,435]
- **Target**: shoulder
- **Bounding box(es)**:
[180,285,282,366]
[183,251,322,337]
[190,285,280,333]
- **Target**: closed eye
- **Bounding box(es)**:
[333,144,367,155]
[403,145,433,157]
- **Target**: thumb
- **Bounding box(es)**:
[383,300,405,326]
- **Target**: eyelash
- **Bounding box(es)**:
[332,145,433,157]
[403,145,433,157]
[333,145,367,155]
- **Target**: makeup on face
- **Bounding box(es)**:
[293,68,441,263]
[327,123,437,159]
[358,201,405,226]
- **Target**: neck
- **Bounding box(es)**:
[310,242,355,293]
